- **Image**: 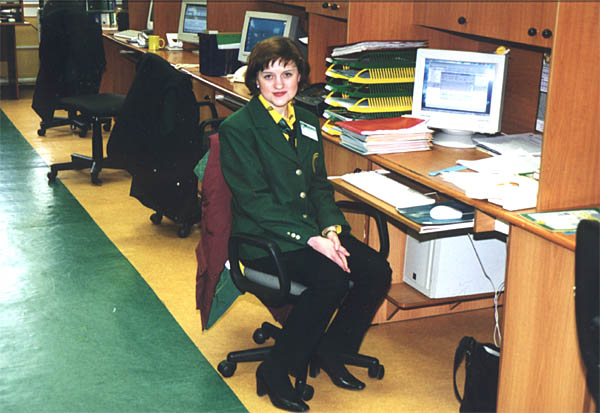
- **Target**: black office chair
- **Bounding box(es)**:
[200,131,389,396]
[37,3,125,184]
[575,219,599,405]
[222,200,389,383]
[107,52,218,238]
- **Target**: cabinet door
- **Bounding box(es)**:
[469,2,556,48]
[414,1,556,48]
[306,0,348,20]
[414,1,473,34]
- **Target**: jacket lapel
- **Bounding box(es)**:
[246,97,297,162]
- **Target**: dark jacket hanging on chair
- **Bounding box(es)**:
[32,2,106,122]
[107,52,202,224]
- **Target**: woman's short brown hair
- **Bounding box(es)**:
[244,36,310,96]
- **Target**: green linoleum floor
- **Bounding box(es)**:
[0,110,246,412]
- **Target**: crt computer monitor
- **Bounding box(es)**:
[238,11,300,64]
[411,48,508,148]
[177,0,207,45]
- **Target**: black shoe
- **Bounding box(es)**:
[256,361,310,412]
[314,355,365,391]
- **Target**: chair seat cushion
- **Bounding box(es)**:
[59,93,124,117]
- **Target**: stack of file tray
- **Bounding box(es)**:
[324,82,414,113]
[325,50,417,84]
[322,107,408,136]
[323,49,419,116]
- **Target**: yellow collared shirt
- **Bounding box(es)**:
[259,94,296,143]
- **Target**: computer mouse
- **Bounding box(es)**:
[430,205,463,220]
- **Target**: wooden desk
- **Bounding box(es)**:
[178,61,589,410]
[101,32,592,412]
[183,70,589,411]
[0,21,29,99]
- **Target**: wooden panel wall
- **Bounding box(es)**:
[153,0,181,40]
[128,0,149,31]
[537,2,600,210]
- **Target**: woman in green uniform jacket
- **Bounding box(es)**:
[219,37,391,412]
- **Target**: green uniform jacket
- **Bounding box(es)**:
[219,96,350,260]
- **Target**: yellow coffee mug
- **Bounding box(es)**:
[148,35,165,52]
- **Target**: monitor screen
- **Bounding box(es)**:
[243,17,286,55]
[238,11,300,64]
[183,4,207,34]
[412,48,508,148]
[177,0,207,45]
[177,0,208,44]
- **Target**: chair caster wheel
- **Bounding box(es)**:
[78,127,88,138]
[368,363,384,379]
[301,384,314,401]
[91,173,101,185]
[253,328,267,344]
[178,224,191,238]
[150,213,162,225]
[38,128,46,136]
[103,121,112,132]
[218,360,236,378]
[47,170,57,182]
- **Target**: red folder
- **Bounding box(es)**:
[336,116,427,136]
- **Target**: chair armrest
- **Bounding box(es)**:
[197,100,218,119]
[228,233,292,308]
[335,200,390,259]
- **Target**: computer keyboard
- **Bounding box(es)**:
[114,29,142,41]
[341,170,435,208]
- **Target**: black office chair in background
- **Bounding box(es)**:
[575,219,599,405]
[107,53,217,238]
[36,2,125,184]
[198,132,388,398]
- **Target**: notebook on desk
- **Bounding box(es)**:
[114,29,142,41]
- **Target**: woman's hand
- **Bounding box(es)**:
[307,233,351,273]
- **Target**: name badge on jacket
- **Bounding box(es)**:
[300,121,318,141]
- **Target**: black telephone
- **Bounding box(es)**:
[295,83,328,116]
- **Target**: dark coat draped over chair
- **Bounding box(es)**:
[107,53,202,229]
[32,2,106,123]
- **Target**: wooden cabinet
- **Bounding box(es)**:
[414,1,556,48]
[306,0,348,20]
[537,3,600,210]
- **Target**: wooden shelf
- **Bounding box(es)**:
[386,282,496,310]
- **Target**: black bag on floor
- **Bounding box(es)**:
[453,336,500,412]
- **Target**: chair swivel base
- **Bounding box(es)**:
[309,353,385,380]
[37,115,108,138]
[47,154,118,185]
[149,208,201,239]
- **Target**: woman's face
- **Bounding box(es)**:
[256,59,300,116]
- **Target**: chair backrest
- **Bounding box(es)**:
[33,2,106,121]
[575,219,599,404]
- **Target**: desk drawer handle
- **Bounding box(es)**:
[542,29,553,39]
[457,16,467,25]
[528,27,537,36]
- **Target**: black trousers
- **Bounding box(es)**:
[245,234,392,372]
